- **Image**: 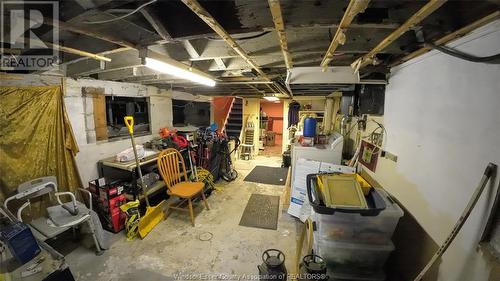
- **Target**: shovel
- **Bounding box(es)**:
[124,116,166,239]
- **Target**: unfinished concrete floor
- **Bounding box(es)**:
[65,155,298,281]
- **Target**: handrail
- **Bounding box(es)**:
[221,97,235,134]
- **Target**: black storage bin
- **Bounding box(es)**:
[306,173,386,216]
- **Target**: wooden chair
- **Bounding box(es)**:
[157,148,209,226]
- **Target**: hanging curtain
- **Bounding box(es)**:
[0,85,82,205]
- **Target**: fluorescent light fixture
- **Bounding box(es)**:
[263,96,280,101]
[144,57,216,87]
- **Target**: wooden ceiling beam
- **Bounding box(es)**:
[46,41,111,62]
[389,11,500,67]
[180,0,270,81]
[268,0,293,69]
[320,0,371,68]
[43,17,138,49]
[219,76,276,83]
[351,0,447,70]
[140,7,174,42]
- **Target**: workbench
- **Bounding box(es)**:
[97,148,192,201]
[97,150,166,200]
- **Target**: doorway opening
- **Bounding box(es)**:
[259,99,284,157]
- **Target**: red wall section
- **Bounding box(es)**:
[213,97,234,130]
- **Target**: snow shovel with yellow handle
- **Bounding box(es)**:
[124,116,165,239]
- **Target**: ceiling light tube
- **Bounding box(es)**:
[140,49,216,87]
[263,96,280,101]
[144,57,215,87]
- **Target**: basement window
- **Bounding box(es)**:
[172,99,210,127]
[105,96,151,140]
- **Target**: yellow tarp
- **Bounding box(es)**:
[0,85,82,206]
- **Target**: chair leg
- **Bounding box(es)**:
[164,204,172,219]
[188,198,195,227]
[72,226,77,241]
[201,190,210,210]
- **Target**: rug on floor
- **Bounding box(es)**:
[239,194,280,230]
[243,166,288,185]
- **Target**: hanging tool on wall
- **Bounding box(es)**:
[124,116,166,239]
[413,162,497,281]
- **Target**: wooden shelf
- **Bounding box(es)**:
[125,180,166,201]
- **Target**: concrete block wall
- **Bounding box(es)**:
[64,78,174,185]
[1,74,180,185]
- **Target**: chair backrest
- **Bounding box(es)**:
[157,148,188,191]
[17,176,58,200]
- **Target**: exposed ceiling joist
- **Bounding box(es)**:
[0,37,112,62]
[65,49,142,76]
[97,66,155,80]
[122,74,186,84]
[140,7,174,42]
[47,42,112,62]
[219,77,275,83]
[352,0,447,70]
[64,47,130,66]
[182,40,201,58]
[390,11,500,67]
[320,0,371,68]
[268,0,293,69]
[286,22,400,30]
[213,58,227,70]
[44,17,138,49]
[246,83,265,95]
[180,0,270,81]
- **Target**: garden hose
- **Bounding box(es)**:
[196,167,217,191]
[120,200,140,241]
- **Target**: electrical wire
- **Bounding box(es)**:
[426,42,500,64]
[83,0,157,24]
[344,119,361,137]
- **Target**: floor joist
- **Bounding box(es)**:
[180,0,270,81]
[320,0,371,68]
[351,0,447,70]
[390,11,500,67]
[268,0,293,69]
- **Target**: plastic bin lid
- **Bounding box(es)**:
[374,188,404,217]
[316,237,395,252]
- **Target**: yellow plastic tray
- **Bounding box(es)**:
[319,175,368,209]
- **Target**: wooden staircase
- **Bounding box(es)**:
[224,98,243,138]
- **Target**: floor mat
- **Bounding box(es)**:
[244,166,288,185]
[239,194,280,230]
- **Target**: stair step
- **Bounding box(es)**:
[226,129,241,134]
